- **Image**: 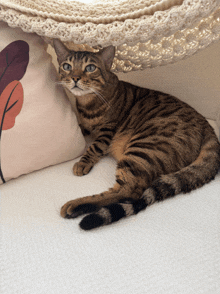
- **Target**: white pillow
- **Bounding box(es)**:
[0,21,85,184]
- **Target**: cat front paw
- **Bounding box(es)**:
[73,161,93,176]
[60,200,98,219]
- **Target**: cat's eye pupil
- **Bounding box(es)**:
[63,63,72,71]
[86,64,96,72]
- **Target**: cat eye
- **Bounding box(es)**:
[85,64,96,72]
[63,63,72,71]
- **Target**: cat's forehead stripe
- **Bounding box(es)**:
[88,58,97,64]
[74,51,87,60]
[68,51,98,63]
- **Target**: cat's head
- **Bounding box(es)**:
[53,39,115,97]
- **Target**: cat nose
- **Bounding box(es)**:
[72,76,81,82]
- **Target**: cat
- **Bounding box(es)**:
[53,39,220,230]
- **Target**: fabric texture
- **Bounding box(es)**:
[1,0,220,71]
[0,21,85,184]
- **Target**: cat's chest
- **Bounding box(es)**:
[79,113,105,134]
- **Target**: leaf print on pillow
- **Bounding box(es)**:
[0,40,29,184]
[0,81,24,183]
[0,81,24,133]
[0,40,29,96]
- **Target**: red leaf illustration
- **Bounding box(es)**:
[0,80,24,132]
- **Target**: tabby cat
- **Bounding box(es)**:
[53,39,220,230]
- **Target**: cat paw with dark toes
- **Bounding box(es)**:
[61,201,98,219]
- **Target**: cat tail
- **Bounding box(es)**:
[80,129,220,230]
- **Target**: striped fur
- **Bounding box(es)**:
[53,39,220,230]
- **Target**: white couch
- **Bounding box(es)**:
[1,41,220,294]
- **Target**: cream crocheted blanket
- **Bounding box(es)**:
[1,0,220,72]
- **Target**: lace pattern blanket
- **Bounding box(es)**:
[1,0,220,71]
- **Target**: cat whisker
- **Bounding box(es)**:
[55,81,70,85]
[90,88,111,108]
[79,84,111,108]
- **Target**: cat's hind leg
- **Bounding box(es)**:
[77,156,156,230]
[60,155,150,221]
[60,180,143,219]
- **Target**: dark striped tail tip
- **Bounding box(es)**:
[79,214,105,230]
[79,199,148,230]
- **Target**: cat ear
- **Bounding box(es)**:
[53,39,70,64]
[99,46,115,71]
